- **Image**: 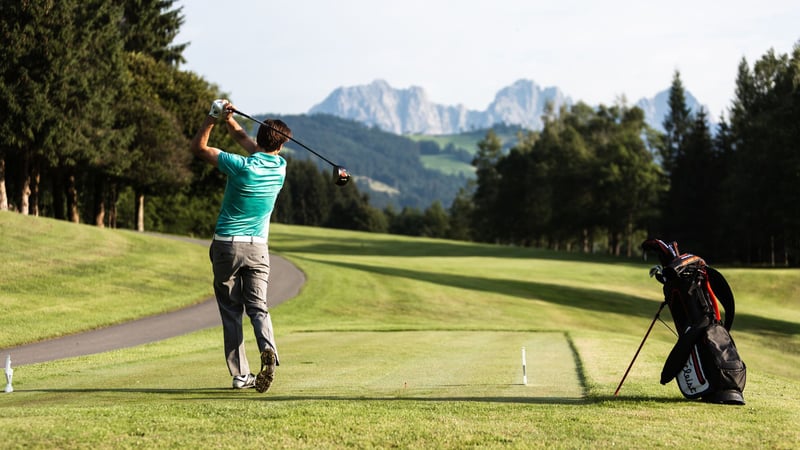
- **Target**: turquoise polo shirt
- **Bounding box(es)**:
[214,151,287,239]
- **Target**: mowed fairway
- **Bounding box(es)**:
[1,213,799,448]
[274,331,583,399]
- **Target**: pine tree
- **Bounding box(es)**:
[658,70,695,241]
[120,0,187,64]
[470,130,504,242]
[661,71,693,177]
[671,109,716,253]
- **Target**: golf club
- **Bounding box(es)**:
[230,108,351,186]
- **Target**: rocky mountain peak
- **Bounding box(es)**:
[310,79,709,135]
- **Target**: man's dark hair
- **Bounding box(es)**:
[256,119,292,152]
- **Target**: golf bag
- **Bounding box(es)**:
[642,239,747,405]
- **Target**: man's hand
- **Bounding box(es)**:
[208,99,230,120]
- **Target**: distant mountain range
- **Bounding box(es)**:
[309,79,710,135]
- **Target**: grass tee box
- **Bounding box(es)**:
[3,331,582,401]
[274,330,583,401]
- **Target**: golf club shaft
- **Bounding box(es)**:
[614,301,667,396]
[231,108,338,168]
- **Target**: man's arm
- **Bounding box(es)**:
[223,115,259,155]
[190,115,222,166]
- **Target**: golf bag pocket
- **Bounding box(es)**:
[676,323,746,401]
[700,323,746,394]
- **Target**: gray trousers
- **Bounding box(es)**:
[210,240,279,377]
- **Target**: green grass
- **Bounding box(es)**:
[1,213,799,448]
[420,153,475,176]
[407,133,482,154]
[0,213,211,347]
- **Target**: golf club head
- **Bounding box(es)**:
[333,166,351,186]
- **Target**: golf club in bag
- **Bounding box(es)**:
[231,108,351,186]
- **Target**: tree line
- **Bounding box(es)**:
[1,2,797,265]
[1,0,203,229]
[452,45,799,266]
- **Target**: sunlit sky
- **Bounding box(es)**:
[175,0,799,118]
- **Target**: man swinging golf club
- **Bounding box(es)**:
[190,99,289,392]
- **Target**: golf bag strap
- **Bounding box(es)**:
[660,316,711,385]
[707,267,736,330]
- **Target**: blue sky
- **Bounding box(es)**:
[175,0,799,119]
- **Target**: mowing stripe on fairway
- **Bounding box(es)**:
[268,330,585,401]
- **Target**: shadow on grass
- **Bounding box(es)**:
[305,258,800,336]
[593,395,692,404]
[24,388,229,394]
[22,389,691,405]
[306,257,665,321]
[22,388,589,405]
[731,313,800,337]
[257,395,590,405]
[273,233,645,266]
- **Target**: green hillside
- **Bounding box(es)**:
[409,123,530,176]
[1,212,798,448]
[0,213,211,347]
[264,113,469,209]
[408,123,530,156]
[248,114,529,209]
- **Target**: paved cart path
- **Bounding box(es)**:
[0,234,305,366]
